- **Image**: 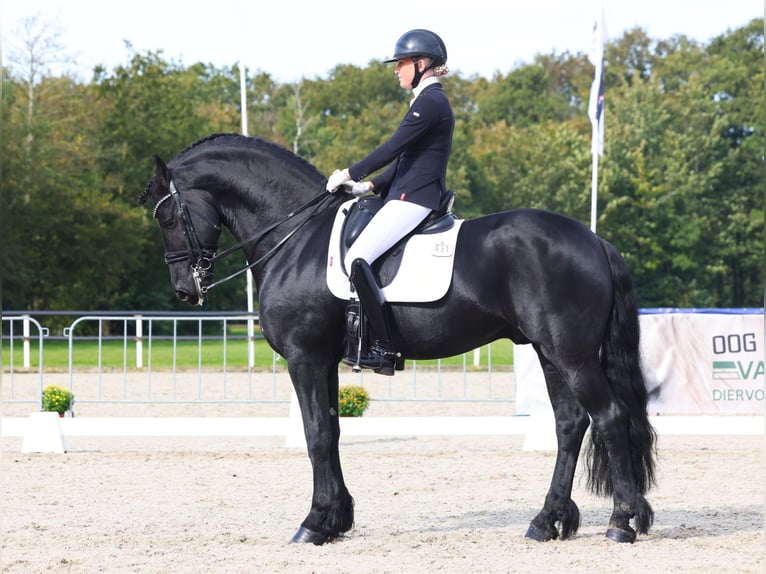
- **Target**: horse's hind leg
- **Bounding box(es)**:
[525,353,590,542]
[563,358,654,543]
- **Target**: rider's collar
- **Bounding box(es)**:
[410,76,440,106]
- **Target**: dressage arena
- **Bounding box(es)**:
[2,372,764,573]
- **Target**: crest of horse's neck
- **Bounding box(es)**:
[192,146,324,245]
[222,180,318,258]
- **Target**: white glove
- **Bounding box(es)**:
[326,168,351,193]
[345,181,372,196]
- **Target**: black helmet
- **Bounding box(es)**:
[384,29,447,67]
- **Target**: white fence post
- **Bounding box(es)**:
[22,315,31,368]
[135,315,143,368]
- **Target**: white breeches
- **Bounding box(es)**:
[344,199,432,271]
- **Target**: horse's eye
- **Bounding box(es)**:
[160,218,177,230]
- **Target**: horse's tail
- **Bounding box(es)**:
[587,237,657,500]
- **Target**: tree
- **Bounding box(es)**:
[1,19,762,311]
[290,81,308,154]
[95,50,262,311]
[4,14,72,131]
[468,119,591,219]
[2,15,146,311]
[703,19,764,306]
[474,64,572,127]
[276,62,408,172]
[598,20,764,307]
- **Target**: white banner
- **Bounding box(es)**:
[515,310,765,415]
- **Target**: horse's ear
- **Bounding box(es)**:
[153,155,170,187]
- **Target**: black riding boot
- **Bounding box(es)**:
[345,258,400,376]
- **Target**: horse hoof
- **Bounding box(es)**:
[290,526,329,545]
[525,524,556,542]
[606,526,636,543]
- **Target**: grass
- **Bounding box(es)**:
[3,338,274,370]
[2,337,514,370]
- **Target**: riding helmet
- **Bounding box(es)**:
[384,29,447,66]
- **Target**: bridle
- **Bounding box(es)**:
[153,176,332,304]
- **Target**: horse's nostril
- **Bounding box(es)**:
[176,290,190,302]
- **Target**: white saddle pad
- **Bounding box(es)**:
[326,199,463,303]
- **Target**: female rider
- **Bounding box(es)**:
[326,29,454,376]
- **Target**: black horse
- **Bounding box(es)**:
[140,133,656,545]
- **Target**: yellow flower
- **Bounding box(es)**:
[337,385,370,417]
[42,385,74,415]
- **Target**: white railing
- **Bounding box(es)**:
[2,315,48,403]
[2,311,514,408]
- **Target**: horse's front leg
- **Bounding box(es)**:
[288,360,354,545]
[525,355,590,542]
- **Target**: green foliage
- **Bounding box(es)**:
[41,385,74,415]
[2,16,763,311]
[475,64,571,127]
[337,385,370,417]
[597,20,764,306]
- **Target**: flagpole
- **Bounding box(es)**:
[239,24,256,370]
[591,137,598,233]
[588,1,606,234]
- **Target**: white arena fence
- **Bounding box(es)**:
[4,310,762,450]
[1,311,514,409]
[2,314,48,403]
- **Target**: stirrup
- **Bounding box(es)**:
[356,344,399,376]
[341,339,367,373]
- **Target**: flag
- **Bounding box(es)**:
[588,4,607,156]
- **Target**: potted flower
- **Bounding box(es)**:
[337,384,370,417]
[41,385,75,417]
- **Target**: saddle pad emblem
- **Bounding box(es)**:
[326,199,463,303]
[431,241,454,257]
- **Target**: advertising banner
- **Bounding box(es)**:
[515,309,764,415]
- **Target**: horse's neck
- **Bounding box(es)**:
[214,165,330,266]
[205,155,305,228]
[179,140,328,273]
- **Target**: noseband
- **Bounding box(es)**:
[154,176,331,304]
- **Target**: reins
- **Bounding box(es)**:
[155,176,333,298]
[201,190,332,293]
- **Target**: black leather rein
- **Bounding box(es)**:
[153,178,332,300]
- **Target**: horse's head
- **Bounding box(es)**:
[141,155,222,305]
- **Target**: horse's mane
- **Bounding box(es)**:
[139,133,323,204]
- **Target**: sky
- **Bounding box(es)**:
[1,0,762,83]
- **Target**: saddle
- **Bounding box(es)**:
[339,190,456,277]
[326,191,463,302]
